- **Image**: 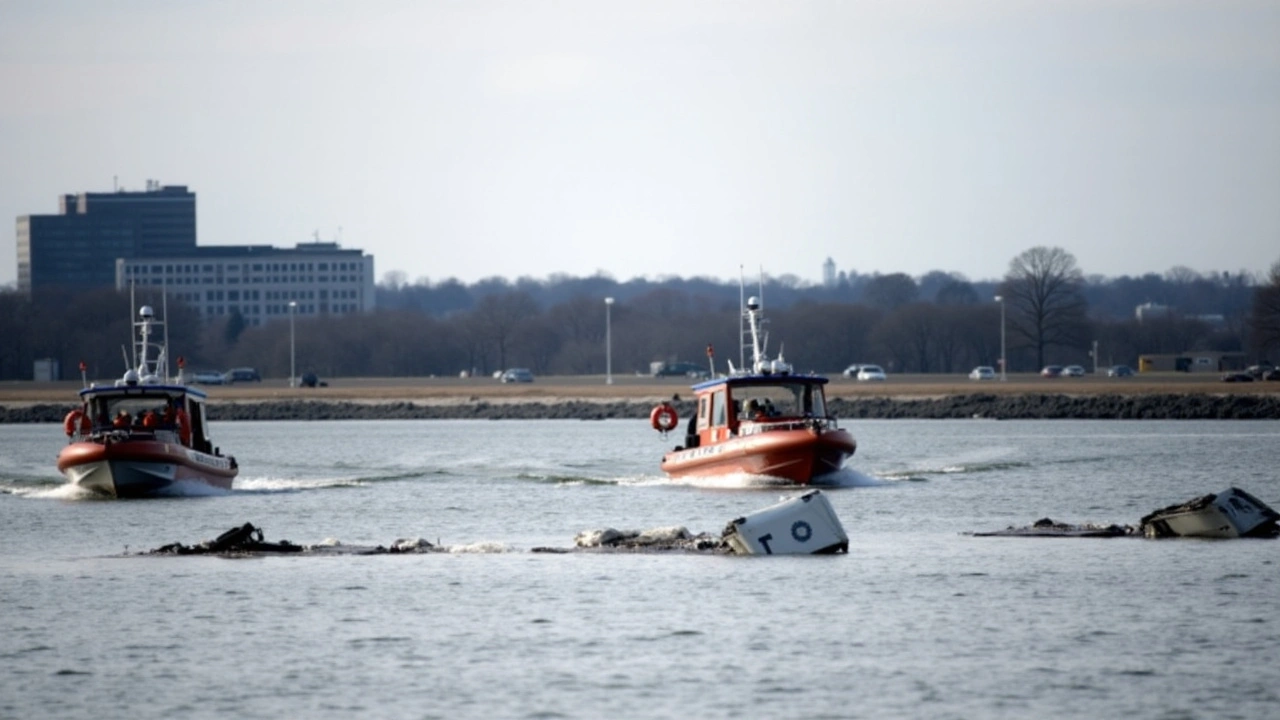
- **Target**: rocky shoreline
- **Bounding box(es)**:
[4,392,1280,423]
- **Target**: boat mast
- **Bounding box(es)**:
[739,265,747,372]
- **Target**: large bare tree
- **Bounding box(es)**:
[1251,259,1280,361]
[1000,246,1088,370]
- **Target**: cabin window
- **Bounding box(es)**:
[712,389,727,427]
[698,395,710,430]
[806,385,826,417]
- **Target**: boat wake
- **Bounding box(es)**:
[9,482,105,501]
[812,468,887,488]
[515,472,620,487]
[233,470,430,494]
[872,445,1030,483]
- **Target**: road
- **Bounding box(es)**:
[2,372,1276,406]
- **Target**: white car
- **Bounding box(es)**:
[1061,365,1086,377]
[856,365,887,382]
[500,368,534,383]
[191,370,225,385]
[969,366,995,380]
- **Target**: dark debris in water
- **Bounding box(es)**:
[143,522,733,557]
[533,526,730,554]
[145,523,439,556]
[969,517,1136,538]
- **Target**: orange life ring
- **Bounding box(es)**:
[176,409,192,446]
[650,403,679,432]
[64,409,89,436]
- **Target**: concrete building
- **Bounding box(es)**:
[17,182,196,292]
[115,242,375,325]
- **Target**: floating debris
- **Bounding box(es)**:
[971,518,1134,538]
[146,522,439,556]
[973,488,1279,540]
[723,490,849,554]
[1139,487,1280,539]
[140,491,851,557]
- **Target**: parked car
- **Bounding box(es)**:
[1040,365,1063,377]
[856,364,887,382]
[1245,362,1275,379]
[1107,365,1134,378]
[299,372,327,388]
[224,367,261,383]
[653,361,709,379]
[1222,372,1254,383]
[841,364,863,379]
[500,368,535,383]
[1061,365,1086,377]
[969,366,996,380]
[191,370,226,385]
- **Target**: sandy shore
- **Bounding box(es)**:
[3,373,1278,421]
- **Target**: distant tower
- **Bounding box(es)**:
[822,257,836,288]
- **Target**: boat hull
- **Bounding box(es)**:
[57,440,237,498]
[661,426,856,485]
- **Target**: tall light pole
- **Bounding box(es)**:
[605,297,614,385]
[288,301,298,388]
[994,295,1006,382]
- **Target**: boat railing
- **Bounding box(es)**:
[737,416,839,436]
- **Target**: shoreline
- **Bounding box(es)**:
[4,393,1280,422]
[3,374,1278,422]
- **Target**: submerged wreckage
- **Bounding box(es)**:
[975,487,1280,539]
[145,490,849,557]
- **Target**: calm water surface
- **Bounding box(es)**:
[2,419,1278,719]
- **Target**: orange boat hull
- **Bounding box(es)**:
[661,427,856,485]
[57,440,237,498]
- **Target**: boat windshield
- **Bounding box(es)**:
[735,382,826,420]
[89,394,180,430]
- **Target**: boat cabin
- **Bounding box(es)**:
[683,376,831,448]
[77,386,215,453]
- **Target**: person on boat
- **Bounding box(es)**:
[141,410,159,429]
[113,410,131,428]
[745,399,768,422]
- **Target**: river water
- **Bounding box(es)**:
[2,418,1278,719]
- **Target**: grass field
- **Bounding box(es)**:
[3,372,1277,407]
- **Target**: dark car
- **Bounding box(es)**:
[1040,365,1063,377]
[1263,368,1280,381]
[1221,372,1254,383]
[1246,362,1275,379]
[299,372,327,388]
[1107,365,1134,378]
[224,367,261,383]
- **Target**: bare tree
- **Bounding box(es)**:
[863,273,919,311]
[473,291,538,371]
[1251,259,1280,361]
[1000,246,1089,369]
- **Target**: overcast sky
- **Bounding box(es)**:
[2,0,1277,289]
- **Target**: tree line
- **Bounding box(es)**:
[3,248,1277,382]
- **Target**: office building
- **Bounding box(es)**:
[116,242,375,325]
[16,182,196,292]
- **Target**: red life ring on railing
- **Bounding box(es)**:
[650,403,679,433]
[63,409,90,437]
[176,409,192,446]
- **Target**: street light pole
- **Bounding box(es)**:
[605,297,614,385]
[289,301,297,388]
[995,295,1006,381]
